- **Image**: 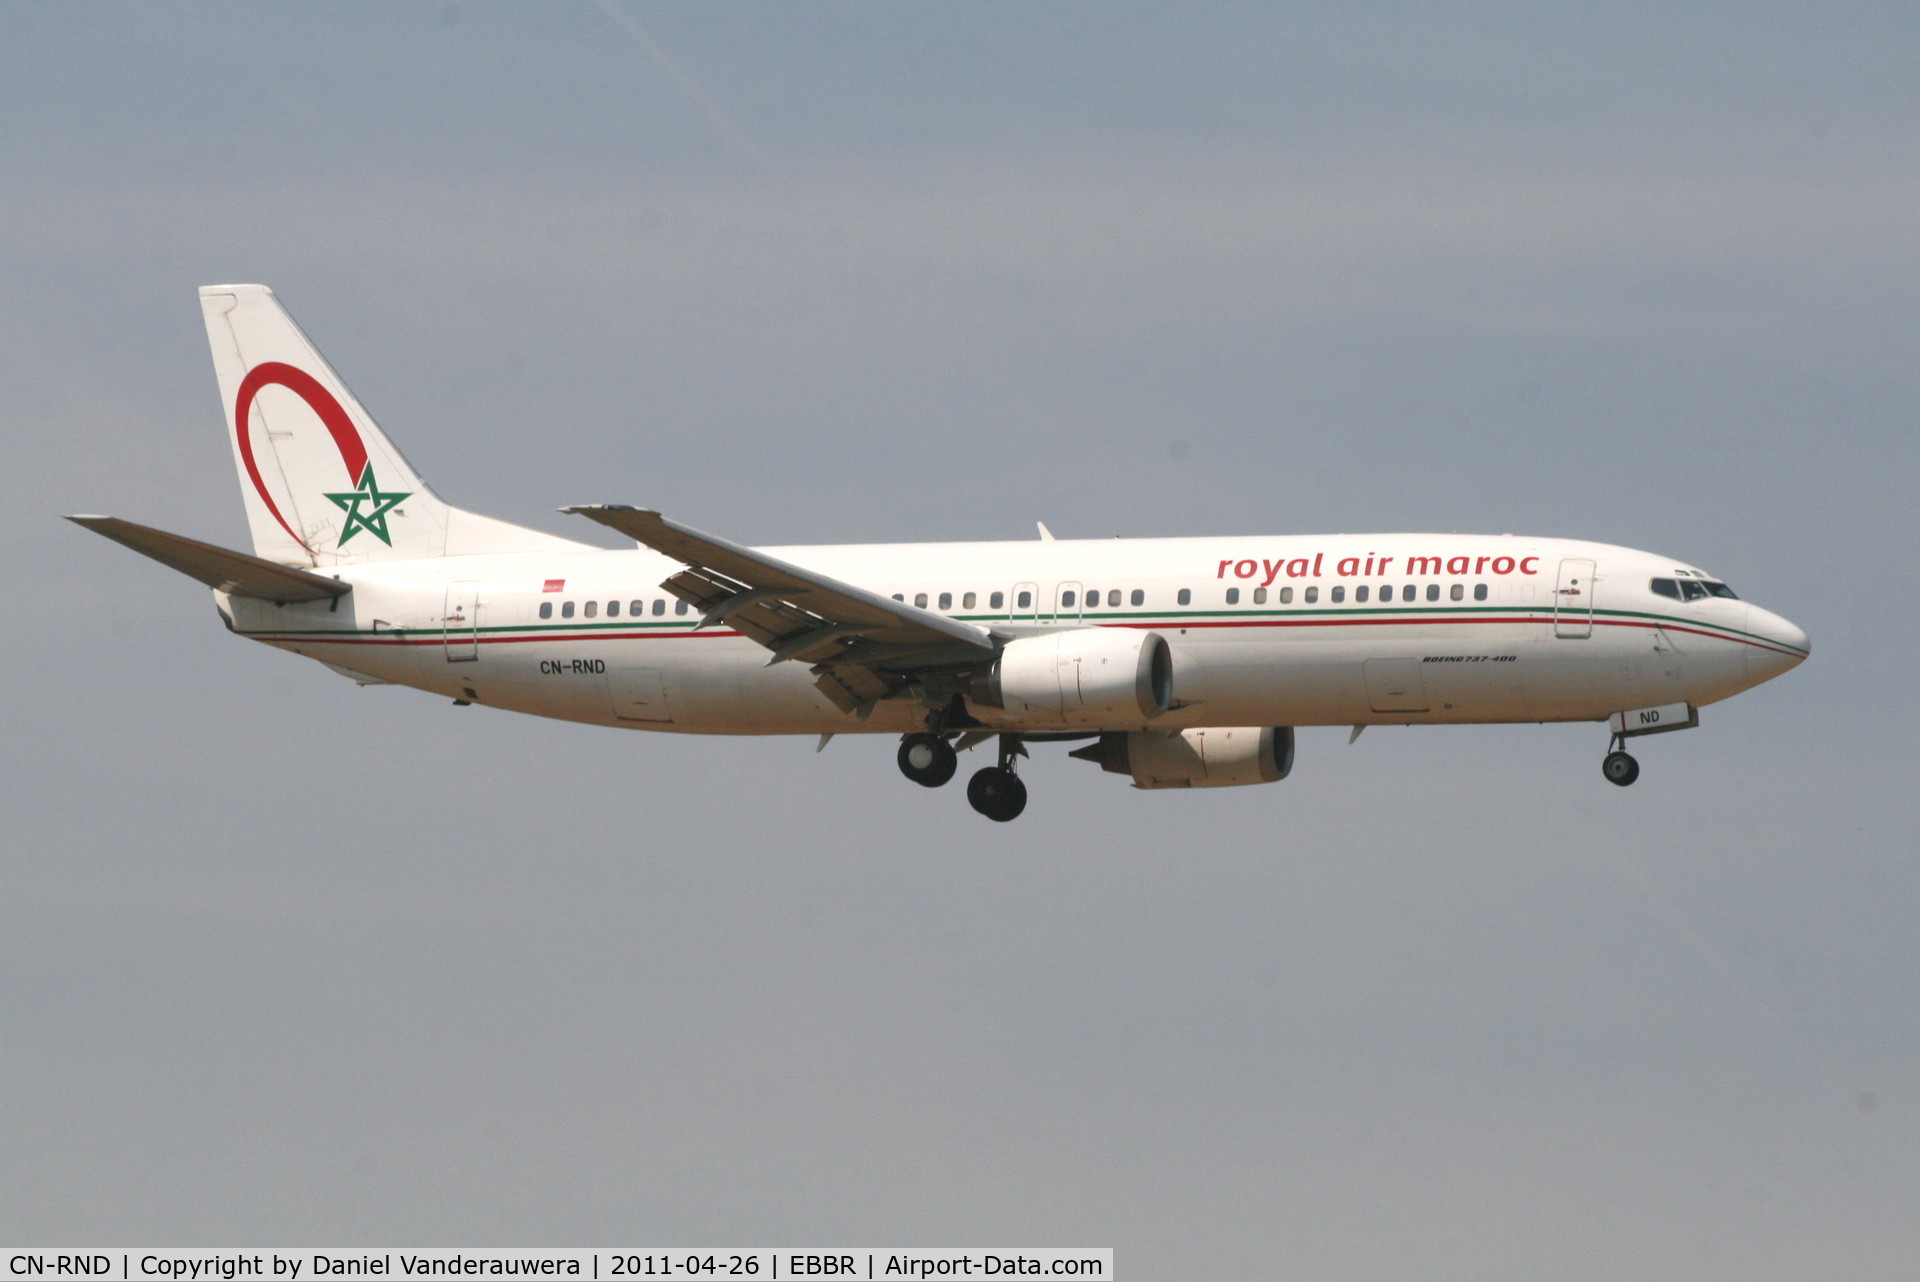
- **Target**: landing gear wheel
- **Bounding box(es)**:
[1602,750,1640,787]
[967,766,1028,822]
[897,733,957,788]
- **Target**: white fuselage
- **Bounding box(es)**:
[221,532,1808,736]
[224,529,1812,729]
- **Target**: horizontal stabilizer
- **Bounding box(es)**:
[66,515,351,603]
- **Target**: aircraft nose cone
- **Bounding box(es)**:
[1745,605,1810,686]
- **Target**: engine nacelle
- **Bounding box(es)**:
[970,628,1173,727]
[1070,726,1295,789]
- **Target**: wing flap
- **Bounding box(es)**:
[563,505,996,659]
[67,515,351,603]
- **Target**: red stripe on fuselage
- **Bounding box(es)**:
[243,612,1802,658]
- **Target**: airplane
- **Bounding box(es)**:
[70,284,1810,821]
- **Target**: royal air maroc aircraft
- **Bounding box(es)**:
[70,285,1810,820]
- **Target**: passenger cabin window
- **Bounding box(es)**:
[1061,590,1077,608]
[1131,589,1144,606]
[675,601,688,615]
[607,600,620,616]
[914,592,928,608]
[1474,583,1488,601]
[1403,585,1417,602]
[562,601,575,618]
[1253,587,1266,604]
[1108,590,1120,607]
[1304,586,1318,603]
[963,592,976,609]
[1279,586,1293,604]
[938,592,952,610]
[652,599,666,615]
[1084,589,1097,609]
[1427,584,1440,602]
[631,600,644,615]
[1017,590,1032,609]
[1225,588,1239,605]
[1330,585,1345,603]
[1177,588,1192,606]
[539,602,553,619]
[991,591,1005,609]
[584,601,598,618]
[1379,586,1393,603]
[1450,584,1463,601]
[1356,585,1369,603]
[892,593,905,602]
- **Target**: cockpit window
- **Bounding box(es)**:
[1654,576,1738,601]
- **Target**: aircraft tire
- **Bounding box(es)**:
[898,733,958,788]
[967,766,1028,821]
[1602,750,1640,787]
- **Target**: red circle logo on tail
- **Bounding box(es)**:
[234,362,371,552]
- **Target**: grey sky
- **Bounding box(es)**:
[3,3,1916,1276]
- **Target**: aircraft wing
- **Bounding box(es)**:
[562,505,997,715]
[67,515,351,603]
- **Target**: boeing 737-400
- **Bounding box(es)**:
[70,285,1810,820]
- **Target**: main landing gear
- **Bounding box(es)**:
[895,730,1029,821]
[897,732,958,788]
[967,736,1029,823]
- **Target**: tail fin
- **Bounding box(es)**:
[199,284,588,566]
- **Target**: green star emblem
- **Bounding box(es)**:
[323,464,411,547]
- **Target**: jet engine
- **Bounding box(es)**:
[1069,726,1295,789]
[969,628,1172,726]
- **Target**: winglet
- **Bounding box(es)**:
[1036,521,1055,541]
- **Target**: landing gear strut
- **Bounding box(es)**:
[897,732,958,788]
[966,735,1028,822]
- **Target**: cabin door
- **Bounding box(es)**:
[1554,558,1596,639]
[443,581,479,661]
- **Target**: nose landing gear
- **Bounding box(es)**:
[1599,703,1699,787]
[966,734,1029,822]
[1602,748,1640,787]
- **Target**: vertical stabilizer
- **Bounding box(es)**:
[199,284,587,565]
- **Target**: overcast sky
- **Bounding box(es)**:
[4,3,1917,1276]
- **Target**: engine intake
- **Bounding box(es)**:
[1070,726,1295,789]
[970,628,1172,727]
